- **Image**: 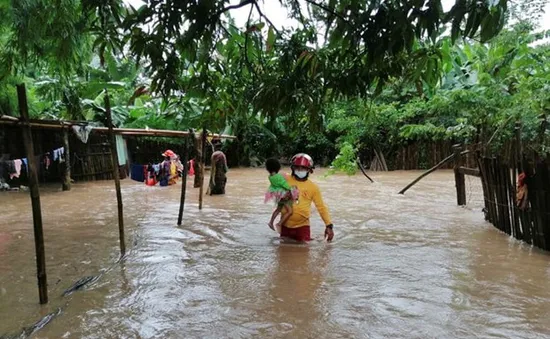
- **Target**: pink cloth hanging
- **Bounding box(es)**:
[10,159,22,179]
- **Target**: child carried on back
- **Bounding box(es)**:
[264,158,299,233]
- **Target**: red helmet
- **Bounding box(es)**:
[291,153,314,172]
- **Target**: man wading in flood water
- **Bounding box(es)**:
[279,153,334,242]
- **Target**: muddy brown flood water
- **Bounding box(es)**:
[1,169,550,339]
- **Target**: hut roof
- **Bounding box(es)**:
[0,115,236,139]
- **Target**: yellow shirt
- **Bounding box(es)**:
[284,175,332,228]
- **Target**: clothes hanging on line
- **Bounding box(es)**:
[0,144,64,183]
[115,135,127,166]
[152,164,160,175]
[44,153,51,170]
[52,147,65,162]
[72,125,93,144]
[10,160,22,179]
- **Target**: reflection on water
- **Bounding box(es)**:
[1,169,550,338]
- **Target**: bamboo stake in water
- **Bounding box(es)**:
[177,134,190,225]
[17,84,48,304]
[104,90,126,256]
[198,128,207,210]
[62,128,71,191]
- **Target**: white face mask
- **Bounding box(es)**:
[294,170,308,179]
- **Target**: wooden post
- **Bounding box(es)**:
[192,130,202,188]
[453,144,466,206]
[62,128,71,191]
[17,84,48,304]
[198,128,207,210]
[177,134,190,225]
[104,90,126,256]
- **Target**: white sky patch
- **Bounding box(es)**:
[123,0,549,42]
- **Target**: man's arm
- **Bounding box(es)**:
[312,184,332,226]
[312,185,334,242]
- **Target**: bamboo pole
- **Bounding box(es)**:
[515,122,523,173]
[497,158,512,235]
[378,149,388,171]
[192,130,202,188]
[505,158,521,240]
[398,150,471,195]
[511,132,520,238]
[493,158,508,234]
[104,90,126,256]
[483,158,497,226]
[477,153,491,222]
[177,134,190,225]
[62,128,71,191]
[485,157,498,226]
[198,128,207,210]
[490,158,502,231]
[542,163,550,248]
[532,162,547,249]
[17,84,48,304]
[0,114,18,121]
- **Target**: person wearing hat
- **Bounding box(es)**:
[279,153,334,242]
[160,150,178,186]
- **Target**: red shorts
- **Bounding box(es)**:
[280,225,311,242]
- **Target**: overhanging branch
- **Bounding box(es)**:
[215,0,255,17]
[253,2,281,35]
[302,0,351,26]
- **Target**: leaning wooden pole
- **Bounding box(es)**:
[104,90,126,256]
[357,158,374,183]
[198,128,207,210]
[62,128,71,191]
[17,84,48,304]
[398,149,470,195]
[177,134,190,225]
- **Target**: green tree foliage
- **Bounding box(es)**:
[1,0,549,170]
[327,22,550,170]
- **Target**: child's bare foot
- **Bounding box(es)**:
[268,222,275,230]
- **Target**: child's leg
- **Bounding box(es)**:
[277,204,293,228]
[268,206,282,230]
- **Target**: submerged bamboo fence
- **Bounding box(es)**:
[478,156,550,250]
[373,141,481,171]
